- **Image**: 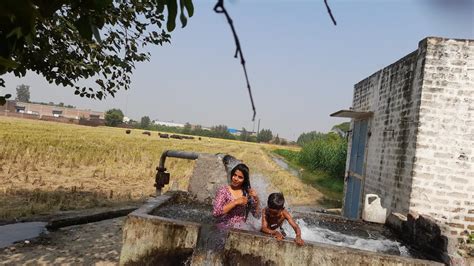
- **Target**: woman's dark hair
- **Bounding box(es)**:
[231,163,254,220]
[268,193,285,210]
[231,163,250,192]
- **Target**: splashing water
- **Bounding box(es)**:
[247,174,412,257]
[152,174,413,258]
[280,219,410,256]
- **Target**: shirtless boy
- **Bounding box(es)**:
[261,193,304,246]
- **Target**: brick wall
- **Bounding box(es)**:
[0,100,16,112]
[14,101,104,119]
[0,111,40,120]
[350,48,425,215]
[0,110,105,126]
[410,37,474,236]
[347,37,474,238]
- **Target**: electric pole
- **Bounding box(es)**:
[257,119,260,135]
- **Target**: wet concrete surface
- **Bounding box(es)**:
[0,217,123,265]
[0,222,47,249]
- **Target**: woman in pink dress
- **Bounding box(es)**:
[212,163,260,228]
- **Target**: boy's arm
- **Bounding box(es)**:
[283,210,304,245]
[260,208,273,234]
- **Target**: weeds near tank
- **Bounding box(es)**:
[275,133,347,178]
[0,117,321,220]
[273,133,347,203]
[273,149,344,205]
[298,135,347,177]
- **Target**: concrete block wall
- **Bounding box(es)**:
[347,37,474,238]
[351,48,425,215]
[410,37,474,236]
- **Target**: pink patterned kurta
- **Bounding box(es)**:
[213,185,247,227]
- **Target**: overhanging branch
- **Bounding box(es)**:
[324,0,337,25]
[214,0,256,121]
[213,0,338,121]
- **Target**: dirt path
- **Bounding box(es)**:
[0,217,124,265]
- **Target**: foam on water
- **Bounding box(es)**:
[247,174,411,257]
[153,174,413,258]
[282,219,409,256]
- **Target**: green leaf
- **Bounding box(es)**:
[91,25,101,42]
[157,0,165,13]
[179,12,187,28]
[96,91,103,100]
[0,56,19,69]
[75,16,93,40]
[6,27,23,39]
[179,0,187,28]
[166,0,178,32]
[93,0,113,10]
[183,0,194,17]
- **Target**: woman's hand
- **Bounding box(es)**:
[248,188,259,202]
[248,188,257,197]
[234,196,248,206]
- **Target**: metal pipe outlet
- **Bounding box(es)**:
[155,150,199,196]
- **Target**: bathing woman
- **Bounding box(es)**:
[212,163,260,227]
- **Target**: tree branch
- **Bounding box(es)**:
[324,0,337,25]
[214,0,256,121]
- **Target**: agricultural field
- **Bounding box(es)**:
[0,117,323,221]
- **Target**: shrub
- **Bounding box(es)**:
[298,135,347,178]
[274,149,299,163]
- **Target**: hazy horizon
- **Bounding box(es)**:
[1,0,473,140]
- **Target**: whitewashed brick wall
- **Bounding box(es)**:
[347,37,473,237]
[411,37,474,236]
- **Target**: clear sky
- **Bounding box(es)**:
[2,0,473,140]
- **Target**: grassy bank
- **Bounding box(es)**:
[273,149,344,207]
[0,117,323,220]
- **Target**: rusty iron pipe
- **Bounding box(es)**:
[155,150,199,196]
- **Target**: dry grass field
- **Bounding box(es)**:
[0,117,322,220]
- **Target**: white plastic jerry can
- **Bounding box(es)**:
[362,194,387,224]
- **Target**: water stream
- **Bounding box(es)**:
[271,155,301,177]
[269,154,342,208]
[0,222,47,248]
[151,182,416,258]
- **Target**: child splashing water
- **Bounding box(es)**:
[261,193,305,246]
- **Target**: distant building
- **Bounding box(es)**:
[7,101,104,119]
[0,100,16,113]
[227,128,256,136]
[149,120,255,135]
[227,128,240,135]
[0,100,105,126]
[153,120,185,128]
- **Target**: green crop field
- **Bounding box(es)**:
[0,117,323,220]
